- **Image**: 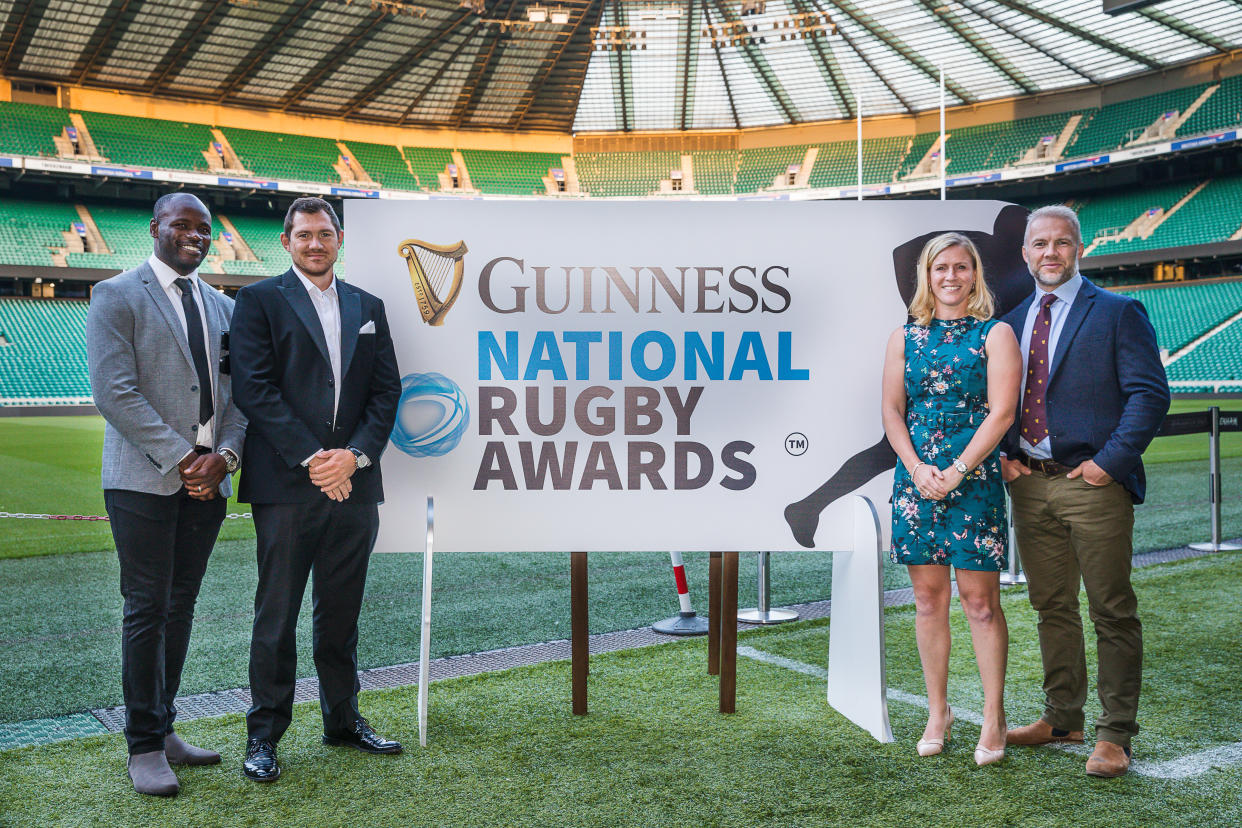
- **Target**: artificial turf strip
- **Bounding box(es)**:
[1,555,1239,827]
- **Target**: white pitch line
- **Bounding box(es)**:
[737,646,1240,779]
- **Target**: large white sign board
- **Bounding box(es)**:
[345,200,1018,553]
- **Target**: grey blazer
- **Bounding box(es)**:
[87,261,247,496]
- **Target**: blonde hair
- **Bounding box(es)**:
[907,232,994,326]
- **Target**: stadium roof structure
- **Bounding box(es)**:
[1,0,1241,133]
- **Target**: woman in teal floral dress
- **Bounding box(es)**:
[881,232,1022,766]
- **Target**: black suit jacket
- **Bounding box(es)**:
[1000,278,1170,504]
[230,269,401,504]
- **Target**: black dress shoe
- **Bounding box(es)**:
[323,718,403,755]
[242,738,280,782]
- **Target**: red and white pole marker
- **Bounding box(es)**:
[652,550,709,636]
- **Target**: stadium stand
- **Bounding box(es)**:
[0,298,91,403]
[899,132,939,179]
[1116,280,1242,354]
[945,112,1084,174]
[1067,84,1209,158]
[218,214,289,277]
[459,150,563,196]
[736,145,809,193]
[0,199,81,267]
[220,127,342,185]
[401,146,455,191]
[0,101,73,158]
[1165,315,1242,384]
[64,204,163,272]
[689,151,738,196]
[344,141,422,191]
[1075,180,1197,250]
[575,151,684,197]
[1177,74,1242,137]
[78,111,215,172]
[1119,175,1242,253]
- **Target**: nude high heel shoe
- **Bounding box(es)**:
[975,724,1007,766]
[917,707,953,757]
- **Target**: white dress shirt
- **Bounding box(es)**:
[293,266,342,417]
[148,254,216,450]
[294,267,344,467]
[1018,272,1083,459]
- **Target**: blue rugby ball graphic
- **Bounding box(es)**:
[390,373,469,457]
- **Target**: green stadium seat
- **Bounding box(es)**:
[0,298,91,402]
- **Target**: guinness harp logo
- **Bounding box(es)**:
[399,238,468,326]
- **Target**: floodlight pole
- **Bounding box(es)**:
[939,65,946,201]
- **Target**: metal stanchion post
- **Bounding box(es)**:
[1000,496,1026,585]
[737,551,798,624]
[1191,406,1241,552]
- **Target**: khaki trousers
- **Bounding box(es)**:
[1008,470,1141,748]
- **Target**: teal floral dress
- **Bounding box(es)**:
[890,316,1008,571]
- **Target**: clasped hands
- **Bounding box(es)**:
[309,448,356,502]
[911,463,963,501]
[179,452,227,501]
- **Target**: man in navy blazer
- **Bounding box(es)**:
[230,197,402,782]
[1000,205,1170,778]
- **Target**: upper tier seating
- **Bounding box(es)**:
[344,141,421,191]
[401,146,455,191]
[79,111,215,172]
[221,128,342,185]
[736,145,810,193]
[1177,74,1242,138]
[459,150,563,196]
[575,151,683,197]
[0,298,91,402]
[0,101,72,158]
[945,112,1084,174]
[689,151,737,196]
[1067,84,1209,158]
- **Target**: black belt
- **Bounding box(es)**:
[1015,451,1071,475]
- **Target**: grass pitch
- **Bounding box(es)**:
[1,552,1238,827]
[0,406,1239,722]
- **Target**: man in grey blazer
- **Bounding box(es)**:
[87,193,246,797]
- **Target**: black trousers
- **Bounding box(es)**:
[246,499,378,743]
[104,488,225,755]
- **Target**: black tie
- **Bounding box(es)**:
[174,277,214,428]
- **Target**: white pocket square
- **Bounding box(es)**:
[359,320,376,335]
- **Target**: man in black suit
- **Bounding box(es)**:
[230,197,402,782]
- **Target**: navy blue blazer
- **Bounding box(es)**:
[230,269,401,504]
[1001,277,1170,504]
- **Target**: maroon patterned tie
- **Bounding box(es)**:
[1021,293,1057,445]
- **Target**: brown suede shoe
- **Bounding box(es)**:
[127,750,180,797]
[165,732,221,766]
[1005,719,1085,746]
[1086,741,1131,778]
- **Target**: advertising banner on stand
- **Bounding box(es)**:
[345,199,1028,553]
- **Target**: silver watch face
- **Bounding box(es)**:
[955,461,967,473]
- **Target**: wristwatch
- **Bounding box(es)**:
[953,458,968,474]
[219,447,240,475]
[347,446,371,469]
